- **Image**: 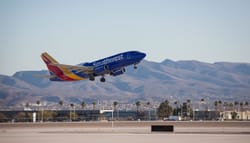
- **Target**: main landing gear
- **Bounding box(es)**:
[89,75,95,81]
[94,63,139,82]
[89,75,105,82]
[100,76,106,82]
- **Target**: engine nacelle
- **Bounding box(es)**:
[110,68,125,76]
[94,65,109,75]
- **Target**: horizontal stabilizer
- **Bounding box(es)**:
[53,63,94,74]
[32,74,56,79]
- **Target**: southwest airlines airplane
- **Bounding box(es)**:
[41,51,146,82]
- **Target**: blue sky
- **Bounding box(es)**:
[1,0,250,75]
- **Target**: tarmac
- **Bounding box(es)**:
[1,121,250,143]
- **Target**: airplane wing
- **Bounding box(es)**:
[54,64,94,74]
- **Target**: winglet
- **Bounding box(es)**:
[41,52,59,65]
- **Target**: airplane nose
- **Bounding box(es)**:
[140,52,146,59]
[142,53,146,58]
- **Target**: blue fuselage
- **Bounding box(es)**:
[72,51,146,80]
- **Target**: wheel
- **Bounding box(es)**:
[134,65,138,69]
[89,77,95,81]
[89,75,95,81]
[100,77,106,82]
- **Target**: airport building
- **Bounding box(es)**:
[193,110,250,121]
[194,110,220,120]
[221,111,250,120]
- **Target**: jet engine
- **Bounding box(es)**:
[94,65,109,75]
[110,68,125,76]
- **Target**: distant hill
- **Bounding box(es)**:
[1,59,250,106]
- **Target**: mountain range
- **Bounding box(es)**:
[1,59,250,106]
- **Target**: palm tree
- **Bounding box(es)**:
[59,100,63,110]
[81,101,86,110]
[200,98,208,120]
[245,101,249,110]
[173,101,178,116]
[174,101,178,107]
[239,102,244,120]
[240,102,244,111]
[92,102,96,110]
[146,102,151,120]
[214,100,222,120]
[113,101,118,120]
[146,101,151,109]
[113,101,118,111]
[36,100,41,121]
[135,101,141,119]
[187,99,191,118]
[136,101,141,112]
[70,103,75,121]
[36,100,41,112]
[25,102,30,109]
[245,101,249,106]
[234,101,239,111]
[59,100,63,106]
[200,98,205,111]
[182,102,188,119]
[165,100,169,104]
[36,100,41,106]
[23,103,31,121]
[218,100,222,111]
[214,100,218,111]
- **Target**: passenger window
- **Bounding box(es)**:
[127,53,131,59]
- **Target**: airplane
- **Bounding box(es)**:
[41,51,146,82]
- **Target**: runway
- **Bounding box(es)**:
[1,121,250,143]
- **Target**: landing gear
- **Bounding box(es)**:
[89,77,95,81]
[89,75,95,81]
[100,76,106,82]
[134,64,138,69]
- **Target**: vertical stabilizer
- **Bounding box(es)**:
[41,52,60,78]
[41,52,59,65]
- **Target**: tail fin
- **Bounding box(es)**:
[41,52,59,65]
[41,52,60,78]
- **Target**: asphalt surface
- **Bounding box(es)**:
[1,121,250,143]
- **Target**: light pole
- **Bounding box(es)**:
[112,109,114,128]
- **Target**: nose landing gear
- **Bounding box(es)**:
[134,64,138,69]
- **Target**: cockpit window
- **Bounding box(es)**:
[127,52,139,59]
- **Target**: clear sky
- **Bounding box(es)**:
[1,0,250,75]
